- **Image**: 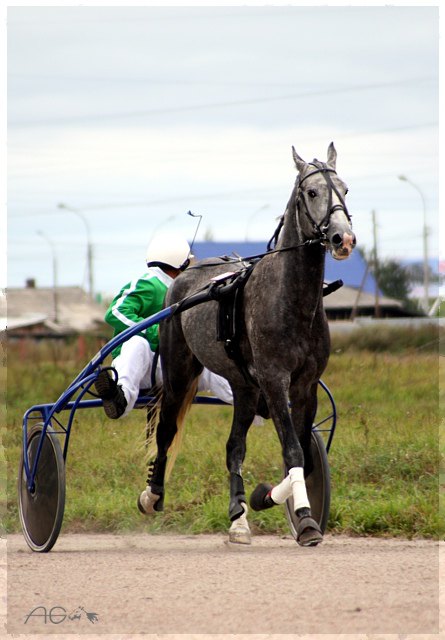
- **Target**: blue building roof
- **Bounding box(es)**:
[192,241,378,295]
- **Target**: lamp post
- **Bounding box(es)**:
[57,203,94,299]
[148,215,176,244]
[245,204,270,241]
[37,230,59,323]
[398,175,429,313]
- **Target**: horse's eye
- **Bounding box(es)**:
[307,189,317,199]
[345,188,349,195]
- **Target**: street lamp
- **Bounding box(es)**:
[37,230,59,323]
[245,204,270,241]
[398,175,429,313]
[57,203,94,299]
[148,215,176,244]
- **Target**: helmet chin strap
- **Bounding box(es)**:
[179,257,190,271]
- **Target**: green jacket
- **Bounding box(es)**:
[105,267,173,358]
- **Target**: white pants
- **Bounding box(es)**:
[112,335,233,417]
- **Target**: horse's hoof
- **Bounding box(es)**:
[228,526,252,545]
[228,502,251,545]
[137,487,163,514]
[296,516,323,547]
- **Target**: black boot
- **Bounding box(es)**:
[95,370,127,419]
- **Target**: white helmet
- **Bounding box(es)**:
[146,234,191,271]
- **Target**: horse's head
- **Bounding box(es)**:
[292,143,356,260]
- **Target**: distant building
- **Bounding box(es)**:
[192,241,409,318]
[323,284,405,320]
[1,245,416,343]
[193,241,380,294]
[2,282,107,338]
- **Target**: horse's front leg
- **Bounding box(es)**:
[290,381,319,479]
[226,388,258,545]
[249,380,323,546]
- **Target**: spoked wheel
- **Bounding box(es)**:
[18,424,65,552]
[285,430,331,539]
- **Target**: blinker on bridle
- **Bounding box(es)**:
[297,161,352,243]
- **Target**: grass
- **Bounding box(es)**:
[3,330,443,539]
[331,323,440,354]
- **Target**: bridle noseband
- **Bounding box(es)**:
[297,161,352,242]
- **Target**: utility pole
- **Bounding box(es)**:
[372,209,381,318]
[350,261,369,321]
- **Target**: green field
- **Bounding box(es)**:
[3,329,443,539]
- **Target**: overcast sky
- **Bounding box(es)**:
[5,3,440,295]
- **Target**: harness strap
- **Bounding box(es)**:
[267,215,285,251]
[214,265,258,386]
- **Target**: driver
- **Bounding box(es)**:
[95,234,234,419]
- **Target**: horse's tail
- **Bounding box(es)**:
[144,385,163,461]
[165,379,198,480]
[145,379,198,481]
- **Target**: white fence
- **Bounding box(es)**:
[329,317,443,335]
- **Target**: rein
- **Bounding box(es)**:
[188,237,323,271]
[188,161,350,271]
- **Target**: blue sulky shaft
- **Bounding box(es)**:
[21,281,229,489]
[21,304,180,489]
[65,305,177,402]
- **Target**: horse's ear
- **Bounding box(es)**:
[292,146,306,173]
[327,142,337,169]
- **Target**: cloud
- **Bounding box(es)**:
[6,5,440,292]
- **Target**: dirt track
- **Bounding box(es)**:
[3,533,442,636]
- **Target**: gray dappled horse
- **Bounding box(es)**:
[139,143,356,546]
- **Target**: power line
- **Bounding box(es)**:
[9,72,435,90]
[11,187,282,217]
[9,77,436,127]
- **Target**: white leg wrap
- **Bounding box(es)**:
[270,475,292,504]
[289,467,310,511]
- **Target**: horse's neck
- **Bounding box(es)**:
[275,208,326,311]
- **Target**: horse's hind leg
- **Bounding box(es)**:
[226,387,258,545]
[138,338,202,515]
[138,378,198,513]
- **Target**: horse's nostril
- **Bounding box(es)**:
[331,233,342,246]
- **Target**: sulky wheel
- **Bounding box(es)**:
[18,423,65,552]
[285,430,331,539]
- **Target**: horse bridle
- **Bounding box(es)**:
[266,161,352,252]
[297,161,352,242]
